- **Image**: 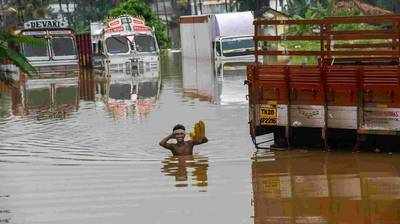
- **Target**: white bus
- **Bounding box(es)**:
[91,16,159,76]
[20,19,79,76]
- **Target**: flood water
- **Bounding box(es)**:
[0,54,399,223]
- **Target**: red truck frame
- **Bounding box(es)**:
[247,15,400,149]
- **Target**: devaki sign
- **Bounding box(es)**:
[24,20,68,29]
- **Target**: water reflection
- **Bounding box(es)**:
[11,76,79,120]
[252,150,400,224]
[96,71,160,120]
[0,195,10,224]
[0,53,254,223]
[182,57,247,105]
[161,155,208,188]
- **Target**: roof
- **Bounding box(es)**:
[214,11,254,37]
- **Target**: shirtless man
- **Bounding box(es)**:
[159,124,208,156]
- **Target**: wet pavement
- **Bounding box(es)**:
[0,53,399,223]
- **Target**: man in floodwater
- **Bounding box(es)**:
[159,124,208,156]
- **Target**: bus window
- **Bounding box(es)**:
[105,36,130,54]
[51,37,77,57]
[134,34,157,52]
[22,37,49,59]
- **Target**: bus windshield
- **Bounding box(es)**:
[51,37,77,57]
[22,37,48,58]
[135,34,157,52]
[106,36,130,54]
[221,37,254,57]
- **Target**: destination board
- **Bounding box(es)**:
[24,19,68,29]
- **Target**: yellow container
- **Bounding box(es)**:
[190,120,206,141]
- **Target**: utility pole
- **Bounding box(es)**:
[199,0,202,14]
[17,0,23,24]
[58,0,63,20]
[65,0,71,24]
[162,0,170,39]
[155,0,160,19]
[193,0,198,15]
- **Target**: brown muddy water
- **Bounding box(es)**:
[0,54,399,224]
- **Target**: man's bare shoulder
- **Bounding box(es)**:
[185,140,195,146]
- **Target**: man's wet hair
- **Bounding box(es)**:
[173,124,185,131]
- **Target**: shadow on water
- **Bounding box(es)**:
[252,150,400,224]
[161,155,208,188]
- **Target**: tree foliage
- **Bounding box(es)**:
[71,0,114,34]
[108,0,171,48]
[278,1,383,64]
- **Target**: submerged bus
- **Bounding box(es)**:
[20,19,79,76]
[91,16,159,76]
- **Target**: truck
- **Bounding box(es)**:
[19,19,79,76]
[180,11,255,65]
[90,16,160,77]
[179,12,255,96]
[247,15,400,150]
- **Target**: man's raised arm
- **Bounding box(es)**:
[159,134,174,150]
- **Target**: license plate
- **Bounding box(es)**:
[260,102,277,125]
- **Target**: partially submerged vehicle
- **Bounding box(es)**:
[247,15,400,149]
[91,16,159,76]
[213,12,255,64]
[20,19,79,76]
[180,11,255,66]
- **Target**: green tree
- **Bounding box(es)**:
[71,0,114,34]
[279,1,381,64]
[108,0,171,48]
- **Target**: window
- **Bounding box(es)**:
[51,37,77,57]
[134,34,157,52]
[221,37,254,57]
[22,37,48,58]
[106,36,130,54]
[215,41,221,56]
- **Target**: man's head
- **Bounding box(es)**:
[173,124,186,143]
